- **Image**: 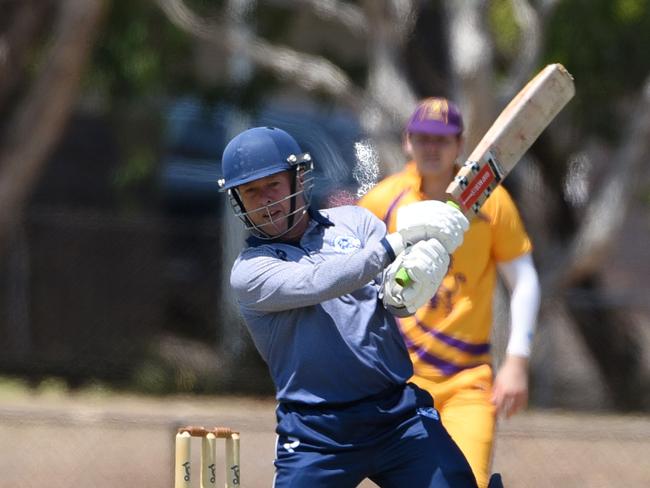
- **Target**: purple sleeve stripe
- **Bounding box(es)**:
[382,189,410,225]
[403,337,484,376]
[415,319,490,355]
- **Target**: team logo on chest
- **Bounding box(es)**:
[333,235,361,254]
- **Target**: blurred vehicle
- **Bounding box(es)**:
[159,96,366,214]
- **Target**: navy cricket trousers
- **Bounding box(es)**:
[273,383,477,487]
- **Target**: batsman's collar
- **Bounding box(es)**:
[406,97,463,136]
[245,208,333,248]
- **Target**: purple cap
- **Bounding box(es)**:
[406,97,463,136]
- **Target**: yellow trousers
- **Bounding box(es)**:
[412,364,496,488]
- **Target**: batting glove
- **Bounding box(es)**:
[385,200,468,257]
[381,238,450,314]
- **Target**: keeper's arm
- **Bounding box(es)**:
[498,253,540,358]
[492,253,540,417]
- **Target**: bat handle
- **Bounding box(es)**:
[394,200,460,287]
[395,267,411,287]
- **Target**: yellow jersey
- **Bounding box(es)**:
[358,162,532,381]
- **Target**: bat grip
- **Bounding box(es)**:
[394,200,460,287]
[395,267,411,287]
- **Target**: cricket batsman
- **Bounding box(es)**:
[218,126,478,487]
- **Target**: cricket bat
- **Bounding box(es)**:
[396,63,575,286]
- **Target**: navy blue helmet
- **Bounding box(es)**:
[218,127,314,239]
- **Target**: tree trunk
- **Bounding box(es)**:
[0,0,54,117]
[0,0,106,259]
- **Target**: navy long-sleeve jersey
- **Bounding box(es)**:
[230,206,412,405]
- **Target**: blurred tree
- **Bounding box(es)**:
[87,0,197,210]
[0,0,105,257]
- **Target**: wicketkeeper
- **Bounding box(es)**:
[359,98,541,488]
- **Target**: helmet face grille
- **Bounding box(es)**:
[220,127,317,239]
[228,162,314,240]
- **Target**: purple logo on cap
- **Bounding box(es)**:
[406,97,463,136]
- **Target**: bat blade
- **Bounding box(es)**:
[395,63,574,286]
[448,63,575,216]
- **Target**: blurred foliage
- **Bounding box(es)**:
[255,1,297,41]
[489,0,519,64]
[85,0,196,205]
[545,0,650,139]
[34,0,646,142]
[81,0,371,200]
[75,0,650,203]
[642,183,650,206]
[88,0,194,101]
[489,0,650,140]
[112,143,158,211]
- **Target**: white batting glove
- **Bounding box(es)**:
[390,200,469,255]
[381,239,450,314]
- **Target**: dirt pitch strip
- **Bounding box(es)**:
[0,393,648,487]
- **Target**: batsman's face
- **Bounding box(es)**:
[237,171,307,238]
[406,133,462,179]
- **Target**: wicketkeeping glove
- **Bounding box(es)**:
[381,238,450,314]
